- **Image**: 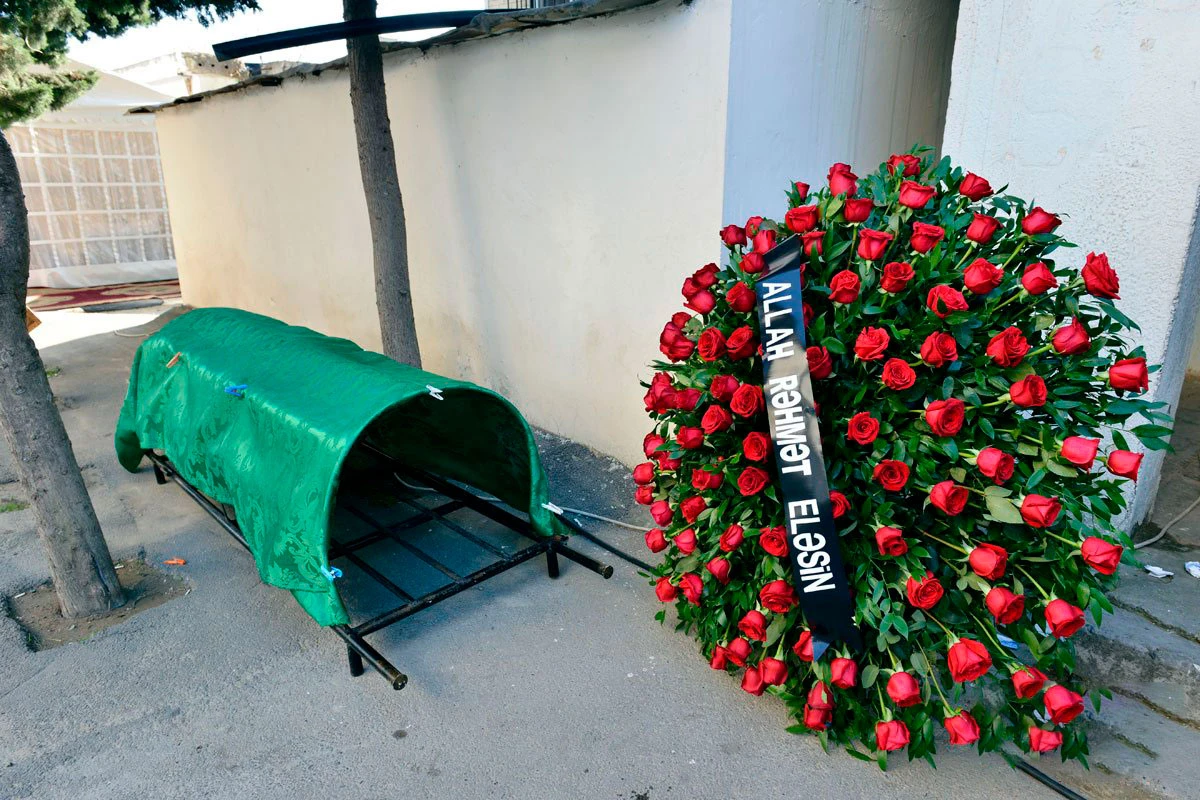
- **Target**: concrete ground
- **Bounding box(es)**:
[0,307,1062,800]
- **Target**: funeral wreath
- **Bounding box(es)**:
[636,150,1172,767]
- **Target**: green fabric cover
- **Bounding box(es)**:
[115,307,562,626]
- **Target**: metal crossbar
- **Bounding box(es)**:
[145,447,612,691]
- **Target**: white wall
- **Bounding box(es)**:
[943,0,1200,525]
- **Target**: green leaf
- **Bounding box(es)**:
[862,664,880,689]
[985,493,1024,524]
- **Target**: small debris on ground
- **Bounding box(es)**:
[163,558,187,566]
[1144,564,1174,579]
[1185,561,1200,579]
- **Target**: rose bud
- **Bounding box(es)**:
[720,224,746,247]
[807,346,834,380]
[906,572,944,609]
[719,523,744,552]
[880,261,915,292]
[676,426,704,450]
[685,289,716,314]
[1109,357,1149,392]
[691,466,723,492]
[1021,206,1062,236]
[1020,494,1062,528]
[986,586,1025,624]
[959,172,993,200]
[1029,727,1064,753]
[944,711,981,745]
[925,398,966,437]
[947,638,992,682]
[927,284,969,318]
[843,197,874,223]
[966,213,1001,244]
[898,179,936,208]
[1044,685,1085,724]
[634,485,653,505]
[881,358,916,390]
[875,720,911,752]
[737,466,770,497]
[976,447,1015,484]
[986,326,1029,367]
[963,258,1003,294]
[752,229,776,254]
[1082,251,1120,299]
[875,526,908,557]
[649,500,673,526]
[1012,667,1047,699]
[969,543,1008,580]
[920,331,959,367]
[803,705,832,731]
[828,269,862,303]
[708,374,738,403]
[759,579,799,613]
[709,645,729,670]
[794,181,810,200]
[726,281,757,313]
[802,230,825,256]
[847,411,881,445]
[854,326,890,360]
[857,228,893,260]
[678,573,703,605]
[1021,261,1058,294]
[785,204,820,233]
[1045,598,1086,638]
[654,576,677,602]
[741,251,765,274]
[742,432,770,462]
[759,657,788,686]
[828,162,858,196]
[793,630,814,662]
[1009,374,1047,407]
[887,153,920,176]
[726,326,757,360]
[1051,317,1091,355]
[930,480,969,515]
[804,681,834,730]
[872,459,911,491]
[672,388,701,411]
[741,665,766,696]
[829,490,850,519]
[644,528,668,553]
[745,215,764,237]
[633,463,657,486]
[726,637,752,666]
[910,221,945,253]
[1106,449,1144,481]
[886,672,922,707]
[1079,536,1126,574]
[831,657,859,689]
[658,319,694,361]
[700,405,733,435]
[643,372,676,413]
[1060,436,1100,469]
[680,496,707,524]
[738,609,767,641]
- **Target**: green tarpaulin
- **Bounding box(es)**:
[115,308,563,626]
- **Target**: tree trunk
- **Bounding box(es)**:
[344,0,422,368]
[0,131,125,617]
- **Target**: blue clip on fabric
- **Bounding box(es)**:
[224,384,248,398]
[320,565,343,581]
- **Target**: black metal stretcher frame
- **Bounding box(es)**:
[144,444,613,691]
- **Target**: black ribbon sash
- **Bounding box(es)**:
[756,236,861,660]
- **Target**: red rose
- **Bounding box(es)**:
[672,388,700,411]
[854,326,890,360]
[1021,262,1057,294]
[1109,357,1148,392]
[828,162,857,196]
[632,462,655,485]
[726,326,756,360]
[1021,206,1061,235]
[875,720,910,752]
[945,711,981,745]
[880,261,915,293]
[719,523,744,552]
[709,374,739,402]
[963,258,1003,294]
[976,446,1015,484]
[730,384,765,417]
[986,586,1025,624]
[679,572,703,605]
[659,319,694,361]
[857,228,893,260]
[1044,598,1086,638]
[829,491,850,518]
[1009,374,1047,407]
[1060,436,1100,469]
[804,681,833,730]
[947,638,992,682]
[910,222,945,253]
[847,411,880,445]
[793,630,814,662]
[958,172,993,200]
[1052,318,1090,355]
[759,525,788,557]
[654,576,677,602]
[752,229,776,254]
[644,528,667,553]
[759,657,788,686]
[673,527,697,554]
[738,609,767,641]
[843,197,874,223]
[759,579,798,613]
[680,495,707,523]
[1106,450,1143,481]
[634,485,653,505]
[969,543,1008,580]
[1029,727,1063,753]
[873,459,910,491]
[691,262,719,290]
[720,224,746,247]
[649,500,672,526]
[1082,251,1120,298]
[875,526,908,557]
[881,358,916,390]
[676,426,704,450]
[830,657,858,689]
[906,571,944,609]
[802,302,814,327]
[1012,667,1047,699]
[807,346,833,380]
[685,289,715,315]
[930,480,969,515]
[828,270,861,304]
[785,204,820,233]
[709,645,729,670]
[986,326,1029,367]
[690,466,722,491]
[740,666,764,696]
[643,372,675,413]
[697,328,727,361]
[745,216,764,237]
[801,230,825,256]
[886,672,921,707]
[966,213,1001,244]
[920,331,959,367]
[737,466,770,496]
[1020,493,1061,528]
[741,251,765,274]
[742,432,770,461]
[1044,685,1084,724]
[726,637,751,666]
[898,179,936,208]
[793,181,810,200]
[887,153,920,176]
[927,284,968,318]
[726,281,756,313]
[700,405,732,436]
[925,398,965,437]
